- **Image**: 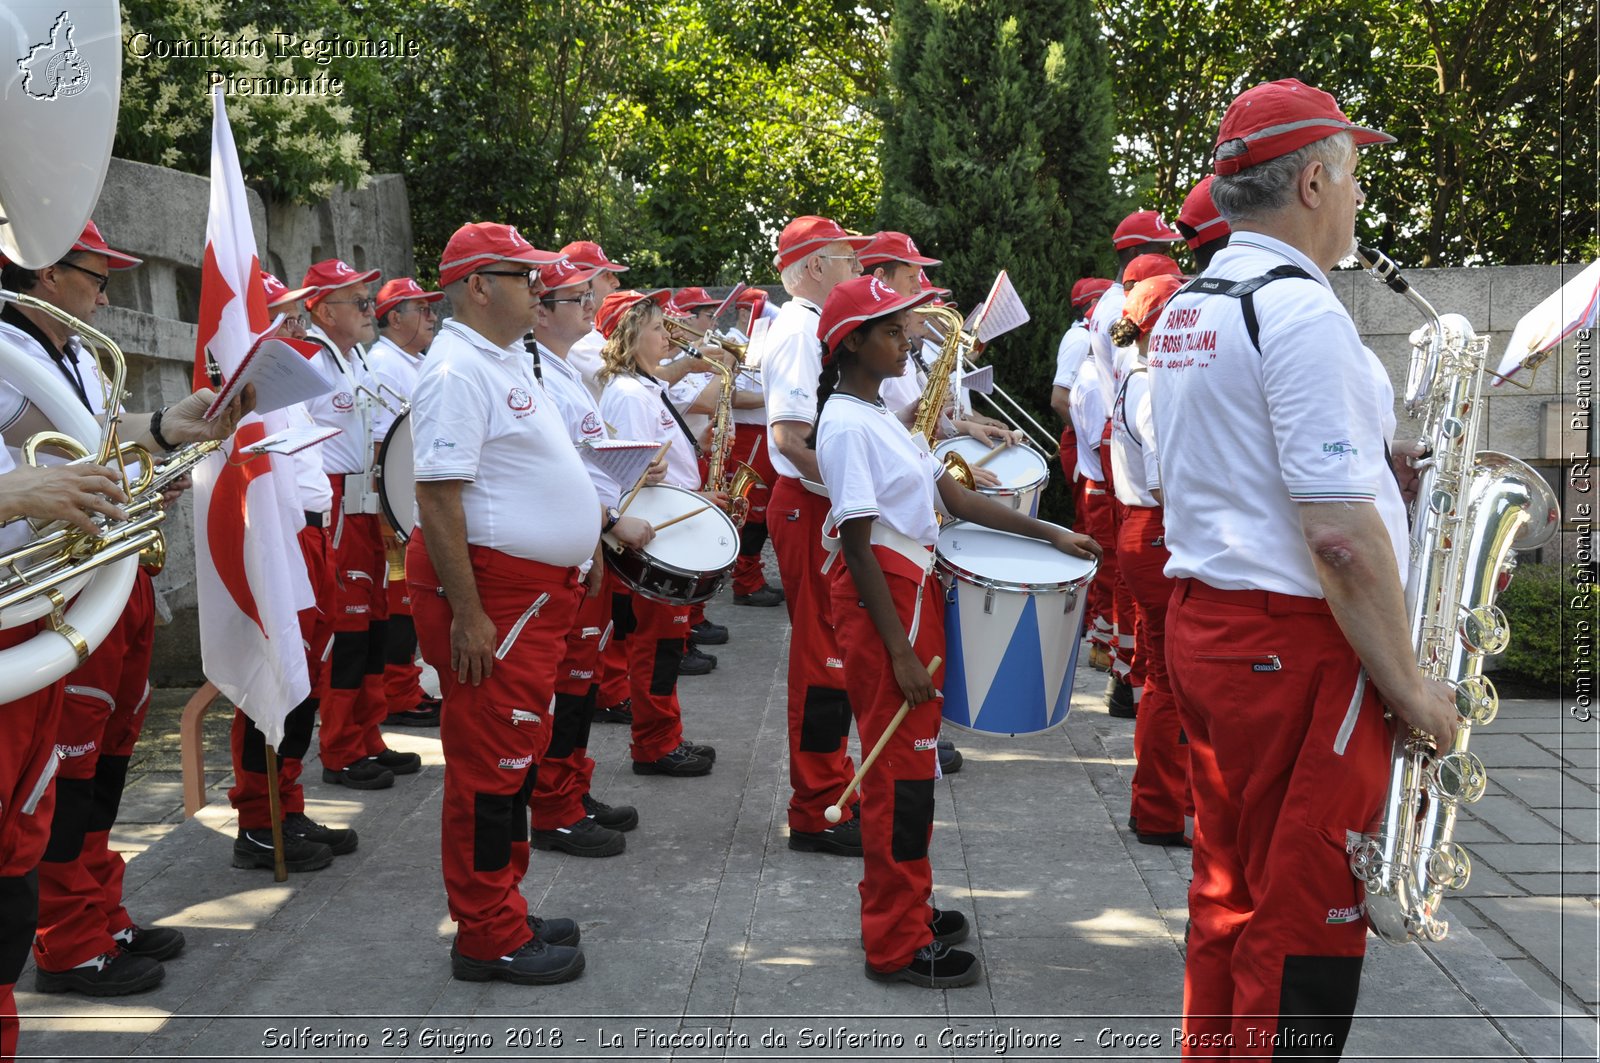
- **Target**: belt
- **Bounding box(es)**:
[1173,578,1331,617]
[304,510,328,528]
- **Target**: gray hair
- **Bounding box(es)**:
[1210,131,1353,223]
[780,255,818,296]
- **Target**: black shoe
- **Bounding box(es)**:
[682,738,717,763]
[789,817,863,856]
[865,940,982,988]
[733,585,785,607]
[322,760,394,789]
[386,696,441,728]
[1106,678,1136,718]
[450,938,584,985]
[532,816,625,857]
[632,744,714,777]
[283,812,358,855]
[370,748,422,775]
[526,914,581,948]
[690,620,729,645]
[1136,830,1192,848]
[679,646,717,675]
[113,924,186,961]
[232,828,334,872]
[930,908,971,947]
[938,742,963,775]
[35,949,164,996]
[582,793,639,832]
[594,699,634,725]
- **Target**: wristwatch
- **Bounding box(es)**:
[601,506,621,533]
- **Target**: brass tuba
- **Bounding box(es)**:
[1346,246,1560,944]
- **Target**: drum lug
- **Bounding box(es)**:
[1063,588,1078,613]
[983,587,995,615]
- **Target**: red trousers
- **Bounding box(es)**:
[596,574,631,711]
[731,423,776,596]
[1168,579,1392,1059]
[1117,507,1187,835]
[34,570,154,973]
[0,622,65,1063]
[529,586,606,830]
[767,476,854,832]
[1078,478,1116,649]
[407,530,579,962]
[830,550,944,972]
[229,524,335,830]
[1056,425,1078,528]
[383,538,427,713]
[1098,425,1139,688]
[319,477,391,772]
[608,584,690,763]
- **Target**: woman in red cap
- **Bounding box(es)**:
[810,275,1099,987]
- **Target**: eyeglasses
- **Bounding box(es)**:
[323,297,374,312]
[541,291,596,308]
[59,260,110,293]
[476,269,543,291]
[818,254,861,268]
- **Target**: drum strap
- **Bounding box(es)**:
[657,389,703,457]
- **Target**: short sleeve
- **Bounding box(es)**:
[817,420,880,528]
[764,324,820,426]
[411,363,489,482]
[1131,380,1161,492]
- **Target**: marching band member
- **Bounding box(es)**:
[406,222,586,985]
[228,273,357,874]
[595,289,720,777]
[1068,354,1117,675]
[1107,274,1190,847]
[559,240,629,402]
[1052,278,1112,669]
[1175,175,1232,272]
[762,215,869,855]
[300,259,422,791]
[367,277,446,728]
[0,222,247,996]
[1149,79,1456,1055]
[526,258,651,854]
[811,275,1098,987]
[726,288,784,608]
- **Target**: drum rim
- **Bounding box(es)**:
[623,483,741,568]
[934,520,1095,592]
[375,410,413,543]
[933,438,1049,493]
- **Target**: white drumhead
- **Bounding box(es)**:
[936,437,1048,491]
[379,413,415,540]
[628,485,739,569]
[936,521,1095,591]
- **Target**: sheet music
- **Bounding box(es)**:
[960,364,995,396]
[205,328,334,420]
[976,270,1030,343]
[245,423,342,456]
[579,439,661,490]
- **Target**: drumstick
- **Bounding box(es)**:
[651,504,712,532]
[823,655,942,824]
[618,442,671,516]
[973,441,1011,468]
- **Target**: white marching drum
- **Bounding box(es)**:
[936,522,1096,736]
[935,436,1049,516]
[375,411,415,541]
[605,484,739,604]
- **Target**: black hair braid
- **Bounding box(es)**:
[805,358,844,449]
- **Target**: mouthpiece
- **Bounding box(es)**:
[1356,244,1411,296]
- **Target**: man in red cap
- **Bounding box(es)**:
[0,221,249,997]
[1175,175,1232,271]
[559,240,628,402]
[367,277,446,730]
[723,285,784,610]
[1148,79,1454,1056]
[760,214,870,856]
[407,222,586,984]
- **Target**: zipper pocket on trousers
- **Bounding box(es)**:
[1194,652,1282,673]
[21,751,60,816]
[509,709,541,726]
[496,592,552,660]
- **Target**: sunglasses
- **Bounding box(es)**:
[322,297,374,312]
[541,291,596,307]
[477,269,544,292]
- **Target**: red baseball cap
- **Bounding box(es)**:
[736,287,768,321]
[1112,210,1182,250]
[773,215,871,271]
[1123,253,1183,286]
[857,231,941,270]
[1122,274,1187,339]
[670,286,719,313]
[1177,175,1231,248]
[538,258,600,292]
[1214,78,1394,176]
[374,277,445,318]
[438,223,561,288]
[817,275,937,361]
[301,258,382,307]
[594,289,673,340]
[559,240,628,273]
[261,270,315,309]
[73,221,142,269]
[919,268,951,298]
[1071,277,1113,308]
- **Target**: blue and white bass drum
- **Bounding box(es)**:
[936,522,1096,737]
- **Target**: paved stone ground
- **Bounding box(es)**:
[13,585,1598,1062]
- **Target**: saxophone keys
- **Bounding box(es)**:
[1458,604,1510,655]
[1453,674,1499,726]
[1431,750,1488,804]
[1427,841,1472,892]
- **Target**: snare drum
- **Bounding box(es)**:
[605,484,739,604]
[375,411,415,542]
[936,522,1096,736]
[935,437,1049,516]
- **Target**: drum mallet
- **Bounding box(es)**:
[823,655,942,824]
[618,442,672,516]
[973,441,1012,469]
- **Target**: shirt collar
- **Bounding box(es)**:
[439,319,522,361]
[374,334,423,363]
[1,302,69,362]
[1221,232,1331,291]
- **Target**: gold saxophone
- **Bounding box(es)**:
[699,350,763,528]
[911,305,975,489]
[1347,246,1560,944]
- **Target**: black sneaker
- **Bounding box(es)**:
[632,744,713,777]
[531,816,625,857]
[682,738,717,762]
[321,760,394,789]
[937,741,963,775]
[232,828,334,872]
[594,699,634,725]
[284,812,358,855]
[35,948,164,996]
[113,924,186,961]
[386,696,441,728]
[930,908,971,946]
[733,585,785,607]
[864,940,982,988]
[679,646,717,676]
[1137,829,1192,848]
[582,793,639,832]
[370,748,422,775]
[690,620,729,645]
[450,938,584,985]
[527,915,581,948]
[1106,678,1136,719]
[789,817,863,856]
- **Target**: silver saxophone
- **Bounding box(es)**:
[1347,246,1561,944]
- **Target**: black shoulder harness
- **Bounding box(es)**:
[1176,264,1314,353]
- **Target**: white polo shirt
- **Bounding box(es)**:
[1068,359,1107,483]
[301,325,373,476]
[1086,282,1127,407]
[410,320,598,565]
[534,342,622,508]
[1148,232,1406,598]
[0,316,110,430]
[731,369,765,426]
[816,392,945,548]
[761,296,824,480]
[1054,321,1092,389]
[1110,367,1160,508]
[667,370,716,442]
[285,402,334,514]
[600,371,700,490]
[366,335,424,442]
[567,329,607,403]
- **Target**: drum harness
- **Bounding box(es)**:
[305,329,381,517]
[819,520,937,643]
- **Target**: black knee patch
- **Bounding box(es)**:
[650,637,683,695]
[328,631,368,690]
[610,593,637,639]
[87,753,131,833]
[364,619,389,675]
[472,769,535,873]
[240,715,269,774]
[738,521,768,556]
[384,614,418,667]
[545,692,591,760]
[0,872,39,985]
[278,697,318,761]
[41,777,94,863]
[1178,726,1189,746]
[891,778,935,861]
[1276,954,1363,1057]
[798,686,851,753]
